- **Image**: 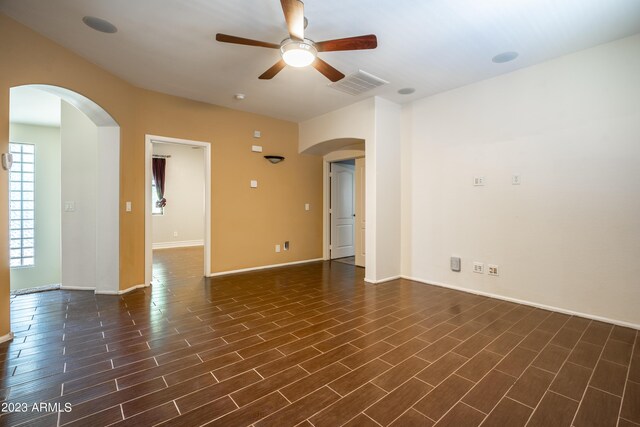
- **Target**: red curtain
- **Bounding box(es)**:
[152,158,167,207]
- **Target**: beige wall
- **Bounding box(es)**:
[0,14,323,337]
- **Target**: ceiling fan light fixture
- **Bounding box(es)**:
[281,40,317,68]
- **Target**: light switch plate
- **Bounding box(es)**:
[252,145,263,153]
[250,180,258,188]
[125,201,132,212]
[473,176,485,186]
[254,130,261,138]
[305,203,310,211]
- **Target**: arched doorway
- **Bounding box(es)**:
[8,84,120,295]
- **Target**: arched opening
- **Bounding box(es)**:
[303,138,366,270]
[8,85,120,295]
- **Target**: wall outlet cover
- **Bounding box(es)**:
[512,174,521,185]
[450,257,461,272]
[488,264,499,276]
[254,130,261,138]
[251,145,263,153]
[473,176,485,186]
[275,244,281,253]
[473,262,484,274]
[250,180,258,188]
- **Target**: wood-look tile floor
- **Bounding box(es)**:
[1,246,638,426]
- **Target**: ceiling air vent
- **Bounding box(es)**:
[329,70,389,96]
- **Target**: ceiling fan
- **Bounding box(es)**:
[215,0,377,82]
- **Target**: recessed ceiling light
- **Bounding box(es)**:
[398,88,415,95]
[82,16,117,34]
[492,51,519,64]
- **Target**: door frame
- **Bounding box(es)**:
[144,134,212,286]
[322,150,365,260]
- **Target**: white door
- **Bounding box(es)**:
[355,157,365,267]
[330,162,355,259]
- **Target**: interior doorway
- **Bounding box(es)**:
[328,156,365,267]
[144,135,211,286]
[8,85,120,295]
[330,160,355,260]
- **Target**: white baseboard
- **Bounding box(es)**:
[0,332,14,344]
[10,284,61,295]
[402,275,640,330]
[364,275,402,285]
[153,240,204,250]
[208,258,324,277]
[60,285,96,291]
[95,283,149,295]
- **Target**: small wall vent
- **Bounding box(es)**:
[329,70,389,96]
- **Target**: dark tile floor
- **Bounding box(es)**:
[333,257,357,266]
[0,246,638,426]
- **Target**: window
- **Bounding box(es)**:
[9,143,35,268]
[152,180,163,215]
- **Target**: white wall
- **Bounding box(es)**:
[95,126,120,293]
[9,123,61,290]
[299,98,375,153]
[402,34,640,326]
[61,101,97,289]
[372,98,402,281]
[152,143,205,248]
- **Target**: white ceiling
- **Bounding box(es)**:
[2,0,639,122]
[10,86,61,127]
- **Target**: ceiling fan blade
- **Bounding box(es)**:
[216,33,279,49]
[311,58,345,82]
[280,0,305,41]
[315,34,378,52]
[259,60,287,80]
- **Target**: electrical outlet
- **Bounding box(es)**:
[473,262,484,274]
[173,231,178,237]
[488,265,499,276]
[512,174,521,185]
[275,244,281,253]
[473,176,485,186]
